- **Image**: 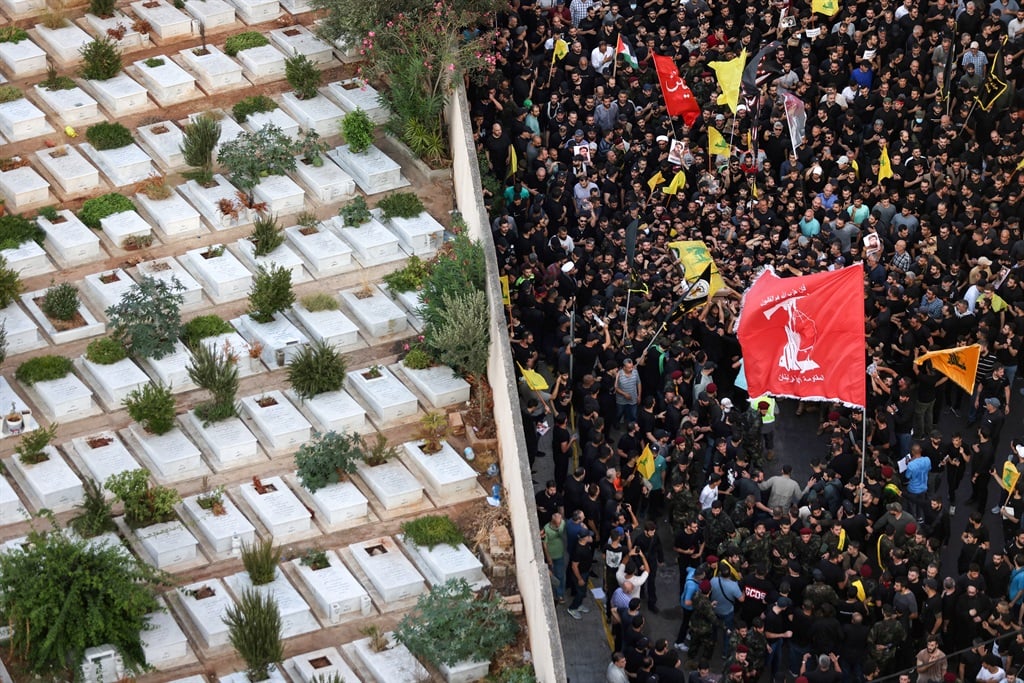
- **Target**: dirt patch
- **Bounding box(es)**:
[86,435,113,448]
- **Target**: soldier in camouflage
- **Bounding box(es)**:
[741,521,772,569]
[705,499,737,551]
[667,479,699,532]
[805,569,840,615]
[689,580,719,664]
[867,606,906,674]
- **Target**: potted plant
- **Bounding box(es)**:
[217,124,300,206]
[38,282,81,329]
[181,314,235,351]
[294,430,362,493]
[15,355,73,386]
[71,477,116,538]
[286,340,346,400]
[249,214,284,258]
[377,191,424,223]
[340,108,373,154]
[222,588,284,682]
[382,255,430,295]
[417,411,448,455]
[299,547,329,570]
[5,402,23,435]
[360,432,398,467]
[104,468,180,528]
[284,53,320,100]
[401,345,433,370]
[247,264,294,324]
[122,382,176,434]
[0,255,23,309]
[362,364,382,380]
[14,422,58,465]
[299,293,337,311]
[180,113,221,186]
[195,482,226,516]
[296,130,328,168]
[85,337,128,365]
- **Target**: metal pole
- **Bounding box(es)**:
[859,407,867,514]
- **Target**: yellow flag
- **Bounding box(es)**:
[708,126,730,157]
[878,145,893,182]
[1017,156,1024,172]
[637,444,655,480]
[508,147,518,178]
[710,50,745,113]
[1002,461,1021,493]
[646,171,665,192]
[990,292,1008,312]
[914,344,980,395]
[668,241,724,298]
[812,0,839,16]
[552,38,568,64]
[751,180,759,198]
[661,170,686,195]
[499,275,511,306]
[517,362,549,391]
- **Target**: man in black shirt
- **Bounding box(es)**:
[567,531,595,619]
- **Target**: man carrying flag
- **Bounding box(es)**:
[914,344,981,394]
[653,54,701,126]
[616,35,638,72]
[878,143,893,183]
[552,37,569,65]
[709,50,745,113]
[707,126,731,158]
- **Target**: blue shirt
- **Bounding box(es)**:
[681,567,699,611]
[906,456,931,494]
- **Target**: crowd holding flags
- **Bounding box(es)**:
[977,35,1010,112]
[913,344,981,395]
[709,51,744,113]
[615,35,638,71]
[652,54,700,126]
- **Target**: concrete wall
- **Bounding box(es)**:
[447,86,567,683]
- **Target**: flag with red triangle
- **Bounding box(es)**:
[616,35,639,70]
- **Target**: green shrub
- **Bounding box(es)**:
[123,382,176,435]
[85,337,128,365]
[402,346,433,370]
[426,289,489,378]
[0,214,45,251]
[89,0,116,17]
[181,113,220,180]
[249,214,284,257]
[382,255,430,293]
[299,293,338,312]
[188,342,239,425]
[105,468,180,527]
[338,195,371,227]
[0,85,23,103]
[284,53,320,100]
[71,477,116,538]
[232,94,278,123]
[142,57,164,68]
[105,276,184,360]
[287,339,346,399]
[15,423,58,464]
[86,121,133,150]
[498,666,538,683]
[378,192,425,221]
[340,108,374,154]
[40,282,80,321]
[420,234,486,330]
[79,193,135,229]
[248,264,294,324]
[361,432,398,466]
[15,355,72,385]
[38,65,77,91]
[224,31,269,56]
[0,27,28,43]
[79,37,122,81]
[299,547,329,569]
[241,538,281,585]
[181,315,234,350]
[400,514,463,549]
[37,206,60,221]
[295,430,362,492]
[0,255,22,309]
[223,588,283,682]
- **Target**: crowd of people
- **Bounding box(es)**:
[466,0,1024,680]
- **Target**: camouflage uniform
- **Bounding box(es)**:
[867,616,906,672]
[741,532,772,569]
[705,509,737,552]
[689,591,719,663]
[804,581,840,614]
[771,531,798,575]
[794,535,822,568]
[730,630,768,675]
[668,486,699,531]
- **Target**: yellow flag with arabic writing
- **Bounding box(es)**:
[637,444,655,480]
[662,170,686,195]
[552,38,568,64]
[517,362,549,391]
[708,126,731,157]
[668,241,725,298]
[878,145,894,182]
[646,171,665,192]
[914,344,980,394]
[812,0,839,16]
[1002,461,1021,493]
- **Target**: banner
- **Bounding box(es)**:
[1002,461,1020,493]
[977,36,1009,112]
[878,145,893,183]
[914,344,980,395]
[662,170,686,195]
[668,241,724,298]
[737,265,865,406]
[783,92,806,156]
[499,275,511,306]
[812,0,840,16]
[710,50,745,113]
[637,444,655,480]
[616,35,638,70]
[740,41,783,100]
[653,54,701,126]
[707,126,731,157]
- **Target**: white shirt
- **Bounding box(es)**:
[699,484,719,510]
[616,565,649,597]
[591,45,615,73]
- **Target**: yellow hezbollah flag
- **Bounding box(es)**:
[812,0,840,16]
[914,344,980,395]
[517,363,549,391]
[499,275,511,306]
[708,126,731,157]
[878,145,893,182]
[637,444,655,480]
[710,50,745,113]
[646,171,665,192]
[990,292,1009,312]
[662,170,686,195]
[668,241,724,298]
[1017,156,1024,172]
[552,38,568,64]
[1001,461,1021,493]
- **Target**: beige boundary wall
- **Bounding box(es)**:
[447,86,568,683]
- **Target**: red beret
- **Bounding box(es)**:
[905,522,918,535]
[800,528,812,535]
[706,555,719,563]
[943,674,956,683]
[881,465,894,479]
[796,678,810,683]
[828,411,841,421]
[758,401,770,409]
[737,644,749,653]
[860,565,873,577]
[674,436,686,445]
[707,383,717,393]
[699,580,712,592]
[671,370,683,379]
[729,664,743,673]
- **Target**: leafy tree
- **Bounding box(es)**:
[217,124,299,201]
[419,234,486,330]
[294,430,362,492]
[248,264,294,324]
[105,276,185,360]
[284,54,320,100]
[311,0,501,44]
[181,113,221,183]
[0,523,168,677]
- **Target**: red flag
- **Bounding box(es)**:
[737,265,865,407]
[652,54,700,126]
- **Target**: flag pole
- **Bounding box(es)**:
[859,408,867,514]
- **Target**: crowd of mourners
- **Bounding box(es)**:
[465,0,1024,680]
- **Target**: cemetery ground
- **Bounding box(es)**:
[0,7,523,681]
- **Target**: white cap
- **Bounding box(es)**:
[721,398,733,410]
[837,155,850,165]
[736,104,748,112]
[970,41,980,48]
[656,134,670,143]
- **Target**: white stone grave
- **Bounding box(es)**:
[135,257,204,304]
[177,578,234,648]
[140,340,195,390]
[287,647,361,683]
[36,145,102,196]
[340,285,408,338]
[387,211,444,257]
[398,534,487,589]
[129,0,193,42]
[37,210,102,267]
[347,365,417,424]
[331,213,401,265]
[225,568,319,638]
[235,43,286,84]
[0,302,45,355]
[182,494,255,554]
[286,388,366,435]
[269,25,332,65]
[225,0,279,24]
[355,459,423,510]
[81,142,158,187]
[326,79,389,124]
[179,44,244,91]
[0,37,46,77]
[277,0,310,13]
[0,166,51,214]
[289,300,358,348]
[98,209,152,249]
[236,313,310,368]
[0,238,53,280]
[21,288,105,344]
[79,355,150,408]
[127,423,205,481]
[186,411,260,471]
[200,331,261,377]
[80,645,125,683]
[402,440,478,501]
[168,678,206,683]
[292,551,370,623]
[34,83,101,125]
[0,376,39,440]
[184,0,235,29]
[327,33,359,63]
[242,107,299,139]
[136,120,186,170]
[137,520,199,568]
[389,286,424,327]
[83,268,132,311]
[85,73,153,117]
[140,599,190,669]
[399,362,470,408]
[283,223,353,278]
[0,97,54,141]
[181,245,253,302]
[236,238,309,284]
[179,174,254,231]
[69,432,139,493]
[279,92,342,137]
[238,475,312,540]
[349,635,430,683]
[219,669,287,683]
[7,445,84,512]
[83,12,150,52]
[32,372,99,421]
[0,0,43,17]
[240,391,311,454]
[328,144,409,195]
[348,536,427,604]
[187,109,244,151]
[306,477,368,528]
[291,155,354,204]
[33,23,92,64]
[136,192,204,239]
[133,55,196,106]
[0,475,28,525]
